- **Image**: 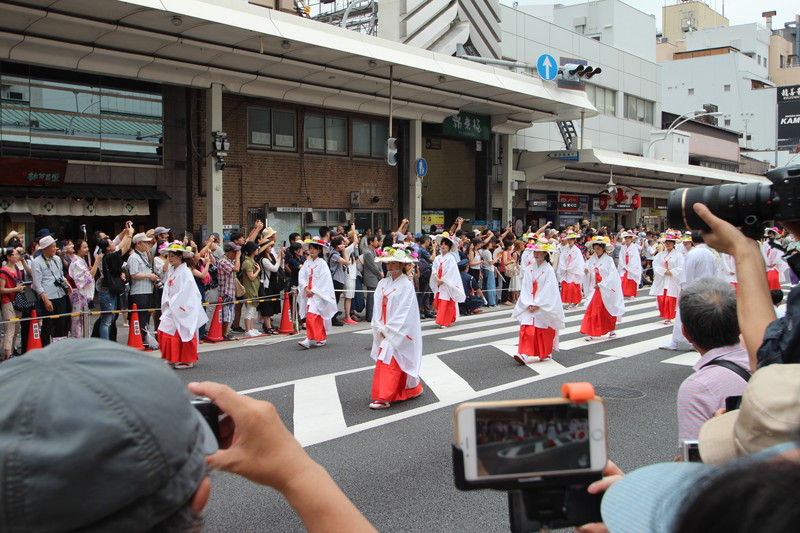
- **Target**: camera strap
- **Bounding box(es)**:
[701,359,751,382]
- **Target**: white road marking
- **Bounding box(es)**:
[293,374,348,446]
[598,334,675,358]
[661,352,701,366]
[418,356,477,403]
[558,318,669,351]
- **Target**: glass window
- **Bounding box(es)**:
[353,120,371,155]
[0,66,163,164]
[325,116,347,154]
[304,114,325,151]
[624,95,653,125]
[723,84,731,92]
[371,122,388,156]
[247,107,295,149]
[352,119,389,158]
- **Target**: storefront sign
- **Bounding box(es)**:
[442,112,490,141]
[592,198,633,212]
[778,85,800,152]
[558,194,589,212]
[422,210,445,230]
[276,207,312,213]
[528,193,558,211]
[548,151,579,162]
[0,158,67,186]
[425,137,442,149]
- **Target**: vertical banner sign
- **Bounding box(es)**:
[778,85,800,153]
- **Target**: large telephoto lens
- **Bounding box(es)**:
[667,183,774,232]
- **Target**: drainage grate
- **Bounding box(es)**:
[593,386,646,400]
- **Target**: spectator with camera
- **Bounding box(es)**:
[0,340,378,532]
[0,247,26,359]
[31,235,72,345]
[128,233,159,349]
[214,242,241,341]
[97,226,133,341]
[67,238,98,339]
[675,277,750,443]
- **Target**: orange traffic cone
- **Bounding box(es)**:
[127,304,146,351]
[26,310,43,352]
[205,297,225,342]
[278,293,297,335]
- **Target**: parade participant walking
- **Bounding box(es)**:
[297,237,338,349]
[650,232,684,324]
[719,252,738,292]
[429,233,466,328]
[762,227,788,291]
[557,233,584,309]
[580,237,625,341]
[512,240,565,365]
[158,242,207,369]
[617,231,641,300]
[368,244,424,410]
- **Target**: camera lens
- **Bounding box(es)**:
[667,182,775,231]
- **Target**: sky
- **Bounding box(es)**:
[511,0,799,33]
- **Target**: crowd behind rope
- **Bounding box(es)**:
[3,202,800,532]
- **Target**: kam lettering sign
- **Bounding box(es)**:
[778,85,800,153]
[442,112,490,141]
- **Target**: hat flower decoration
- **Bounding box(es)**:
[159,241,195,258]
[301,237,330,249]
[376,242,418,263]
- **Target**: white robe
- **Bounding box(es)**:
[297,257,338,328]
[513,260,565,334]
[585,253,625,318]
[558,245,585,285]
[617,243,642,284]
[429,253,466,305]
[650,249,684,298]
[762,241,789,281]
[370,274,423,387]
[719,253,737,284]
[159,263,208,342]
[670,244,719,349]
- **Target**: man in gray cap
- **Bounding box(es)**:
[0,340,377,533]
[151,226,171,255]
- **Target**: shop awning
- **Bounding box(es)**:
[0,185,168,216]
[0,0,597,130]
[516,148,770,198]
[0,185,170,201]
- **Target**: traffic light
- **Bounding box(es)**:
[560,63,602,81]
[385,137,398,166]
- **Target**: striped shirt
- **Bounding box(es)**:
[676,344,750,442]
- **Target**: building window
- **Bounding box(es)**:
[0,64,163,164]
[623,95,654,124]
[304,114,347,154]
[585,85,617,116]
[247,107,296,150]
[353,119,389,157]
[724,119,731,126]
[688,88,694,95]
[723,84,731,92]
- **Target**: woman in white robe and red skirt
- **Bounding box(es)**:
[580,237,625,341]
[297,238,339,349]
[762,227,788,291]
[616,231,641,300]
[369,243,424,410]
[158,242,208,369]
[429,233,465,329]
[650,232,683,324]
[557,233,584,309]
[512,240,565,365]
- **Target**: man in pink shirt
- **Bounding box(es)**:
[676,277,750,443]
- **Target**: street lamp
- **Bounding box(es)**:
[646,110,723,158]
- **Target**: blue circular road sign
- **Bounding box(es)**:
[415,157,428,177]
[537,54,557,81]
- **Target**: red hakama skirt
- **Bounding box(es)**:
[561,282,582,304]
[158,331,199,364]
[767,270,782,291]
[434,295,456,327]
[580,290,617,336]
[305,312,326,341]
[730,282,738,295]
[621,273,638,297]
[518,325,556,358]
[657,290,677,320]
[371,355,423,402]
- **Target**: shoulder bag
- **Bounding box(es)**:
[6,268,36,311]
[102,255,126,296]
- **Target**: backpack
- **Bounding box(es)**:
[757,283,800,367]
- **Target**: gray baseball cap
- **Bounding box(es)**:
[0,339,217,532]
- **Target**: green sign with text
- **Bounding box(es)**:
[442,112,490,141]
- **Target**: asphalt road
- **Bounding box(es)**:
[170,293,698,532]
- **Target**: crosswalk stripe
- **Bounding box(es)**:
[558,319,671,351]
[661,352,701,366]
[598,334,675,357]
[293,374,348,447]
[353,310,514,336]
[560,310,662,338]
[418,356,477,403]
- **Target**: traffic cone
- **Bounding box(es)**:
[127,304,146,351]
[278,293,297,335]
[205,297,225,342]
[26,310,43,352]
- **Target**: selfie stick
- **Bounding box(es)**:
[452,383,603,533]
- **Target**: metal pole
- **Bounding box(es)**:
[579,111,585,149]
[389,65,393,135]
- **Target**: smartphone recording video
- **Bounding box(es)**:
[455,399,606,482]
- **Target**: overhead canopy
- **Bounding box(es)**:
[0,0,597,131]
[517,148,770,198]
[0,185,170,201]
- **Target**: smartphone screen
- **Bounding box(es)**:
[725,395,742,412]
[456,399,606,481]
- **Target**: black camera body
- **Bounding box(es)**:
[668,165,800,239]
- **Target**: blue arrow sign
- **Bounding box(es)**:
[415,157,428,177]
[537,54,557,81]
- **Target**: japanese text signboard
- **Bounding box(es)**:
[442,112,490,141]
[0,158,67,186]
[778,85,800,153]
